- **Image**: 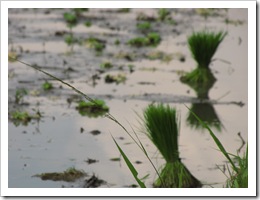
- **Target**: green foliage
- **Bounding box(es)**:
[15,88,28,104]
[188,30,227,69]
[114,39,120,45]
[10,110,41,126]
[11,111,31,123]
[225,145,248,188]
[64,34,77,46]
[85,37,105,52]
[157,8,171,21]
[76,99,109,117]
[84,21,92,27]
[144,104,179,163]
[154,162,202,188]
[63,12,77,27]
[112,136,146,188]
[128,32,161,47]
[100,62,113,69]
[143,104,201,187]
[136,22,151,33]
[42,81,53,90]
[180,68,216,99]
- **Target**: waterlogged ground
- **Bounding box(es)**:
[8,8,248,188]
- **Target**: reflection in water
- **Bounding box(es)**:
[181,68,223,131]
[187,103,223,132]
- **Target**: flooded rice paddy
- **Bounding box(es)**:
[8,8,248,188]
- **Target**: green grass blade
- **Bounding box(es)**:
[185,105,238,173]
[111,135,146,188]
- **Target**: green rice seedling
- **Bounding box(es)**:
[128,32,161,47]
[136,22,151,33]
[187,103,222,132]
[143,104,201,188]
[85,37,105,53]
[63,12,77,28]
[42,81,53,91]
[100,62,113,69]
[15,88,28,104]
[157,8,171,21]
[188,30,227,69]
[76,99,109,117]
[84,21,92,27]
[10,110,41,126]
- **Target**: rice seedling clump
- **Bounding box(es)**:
[143,104,201,188]
[181,30,226,97]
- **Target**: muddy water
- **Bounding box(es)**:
[8,8,248,188]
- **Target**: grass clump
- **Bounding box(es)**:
[42,81,53,91]
[187,30,226,69]
[136,22,151,33]
[10,110,41,126]
[63,12,77,28]
[76,99,109,117]
[225,146,248,188]
[33,167,85,182]
[85,37,105,53]
[157,8,171,21]
[100,62,113,69]
[128,32,161,47]
[143,104,201,188]
[181,30,226,97]
[84,21,92,27]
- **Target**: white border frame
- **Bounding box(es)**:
[1,1,256,197]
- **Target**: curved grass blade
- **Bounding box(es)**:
[111,135,146,188]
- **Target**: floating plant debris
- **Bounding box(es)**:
[33,167,86,182]
[76,99,109,117]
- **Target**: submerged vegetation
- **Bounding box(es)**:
[76,99,109,117]
[33,167,85,182]
[10,110,41,126]
[104,73,126,84]
[128,32,161,47]
[84,37,106,53]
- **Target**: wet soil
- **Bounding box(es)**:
[8,8,248,188]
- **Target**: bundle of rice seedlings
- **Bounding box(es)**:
[143,104,201,188]
[188,30,227,69]
[181,30,226,95]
